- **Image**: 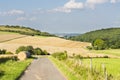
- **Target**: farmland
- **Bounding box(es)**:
[0,32,27,43]
[91,49,120,57]
[0,30,120,80]
[0,31,119,58]
[50,56,120,80]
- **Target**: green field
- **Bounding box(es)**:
[50,56,120,80]
[82,58,120,77]
[0,59,32,80]
[0,31,19,35]
[91,49,120,57]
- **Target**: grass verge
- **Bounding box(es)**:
[48,56,78,80]
[0,59,33,80]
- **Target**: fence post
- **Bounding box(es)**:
[90,58,92,71]
[102,63,107,80]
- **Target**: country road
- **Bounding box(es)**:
[19,57,66,80]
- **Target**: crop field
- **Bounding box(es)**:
[91,49,120,57]
[0,33,119,58]
[0,31,27,43]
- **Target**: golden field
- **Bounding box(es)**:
[0,32,119,58]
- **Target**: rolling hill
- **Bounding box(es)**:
[68,28,120,49]
[0,25,55,36]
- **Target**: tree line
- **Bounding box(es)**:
[68,28,120,50]
[0,25,55,36]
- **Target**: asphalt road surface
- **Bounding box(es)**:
[19,57,66,80]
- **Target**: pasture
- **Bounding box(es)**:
[91,49,120,57]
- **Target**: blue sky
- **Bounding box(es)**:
[0,0,120,33]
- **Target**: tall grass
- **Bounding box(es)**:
[49,56,105,80]
[0,59,32,80]
[50,55,120,80]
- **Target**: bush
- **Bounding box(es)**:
[74,54,83,59]
[6,52,13,54]
[16,46,26,54]
[103,55,109,58]
[43,50,50,55]
[52,51,68,60]
[0,49,6,54]
[16,46,49,55]
[86,46,93,50]
[33,48,43,55]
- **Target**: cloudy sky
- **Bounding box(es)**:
[0,0,120,33]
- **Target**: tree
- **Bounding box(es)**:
[93,39,106,50]
[16,46,26,54]
[33,48,42,55]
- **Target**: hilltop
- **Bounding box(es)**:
[68,28,120,49]
[0,25,55,36]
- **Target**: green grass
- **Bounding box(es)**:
[82,58,120,78]
[50,56,120,80]
[0,59,33,80]
[91,49,120,57]
[0,31,19,35]
[49,56,78,80]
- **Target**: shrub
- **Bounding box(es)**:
[52,51,68,60]
[86,46,93,50]
[43,50,50,55]
[103,55,109,58]
[33,48,43,55]
[16,46,26,54]
[16,46,49,55]
[0,49,6,54]
[6,52,13,54]
[74,54,83,59]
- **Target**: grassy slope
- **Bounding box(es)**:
[0,31,19,35]
[91,49,120,57]
[49,56,78,80]
[0,59,32,80]
[0,26,36,34]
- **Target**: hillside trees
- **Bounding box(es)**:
[0,25,55,36]
[68,28,120,50]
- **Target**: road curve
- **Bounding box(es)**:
[19,57,66,80]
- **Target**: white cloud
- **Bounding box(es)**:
[29,17,37,21]
[86,0,120,9]
[110,0,120,3]
[16,16,37,21]
[86,0,108,9]
[2,9,24,16]
[51,0,84,13]
[16,17,26,21]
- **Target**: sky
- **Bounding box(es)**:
[0,0,120,33]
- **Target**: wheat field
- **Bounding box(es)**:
[0,33,119,58]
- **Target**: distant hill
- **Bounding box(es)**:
[0,25,55,36]
[68,28,120,49]
[54,33,80,38]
